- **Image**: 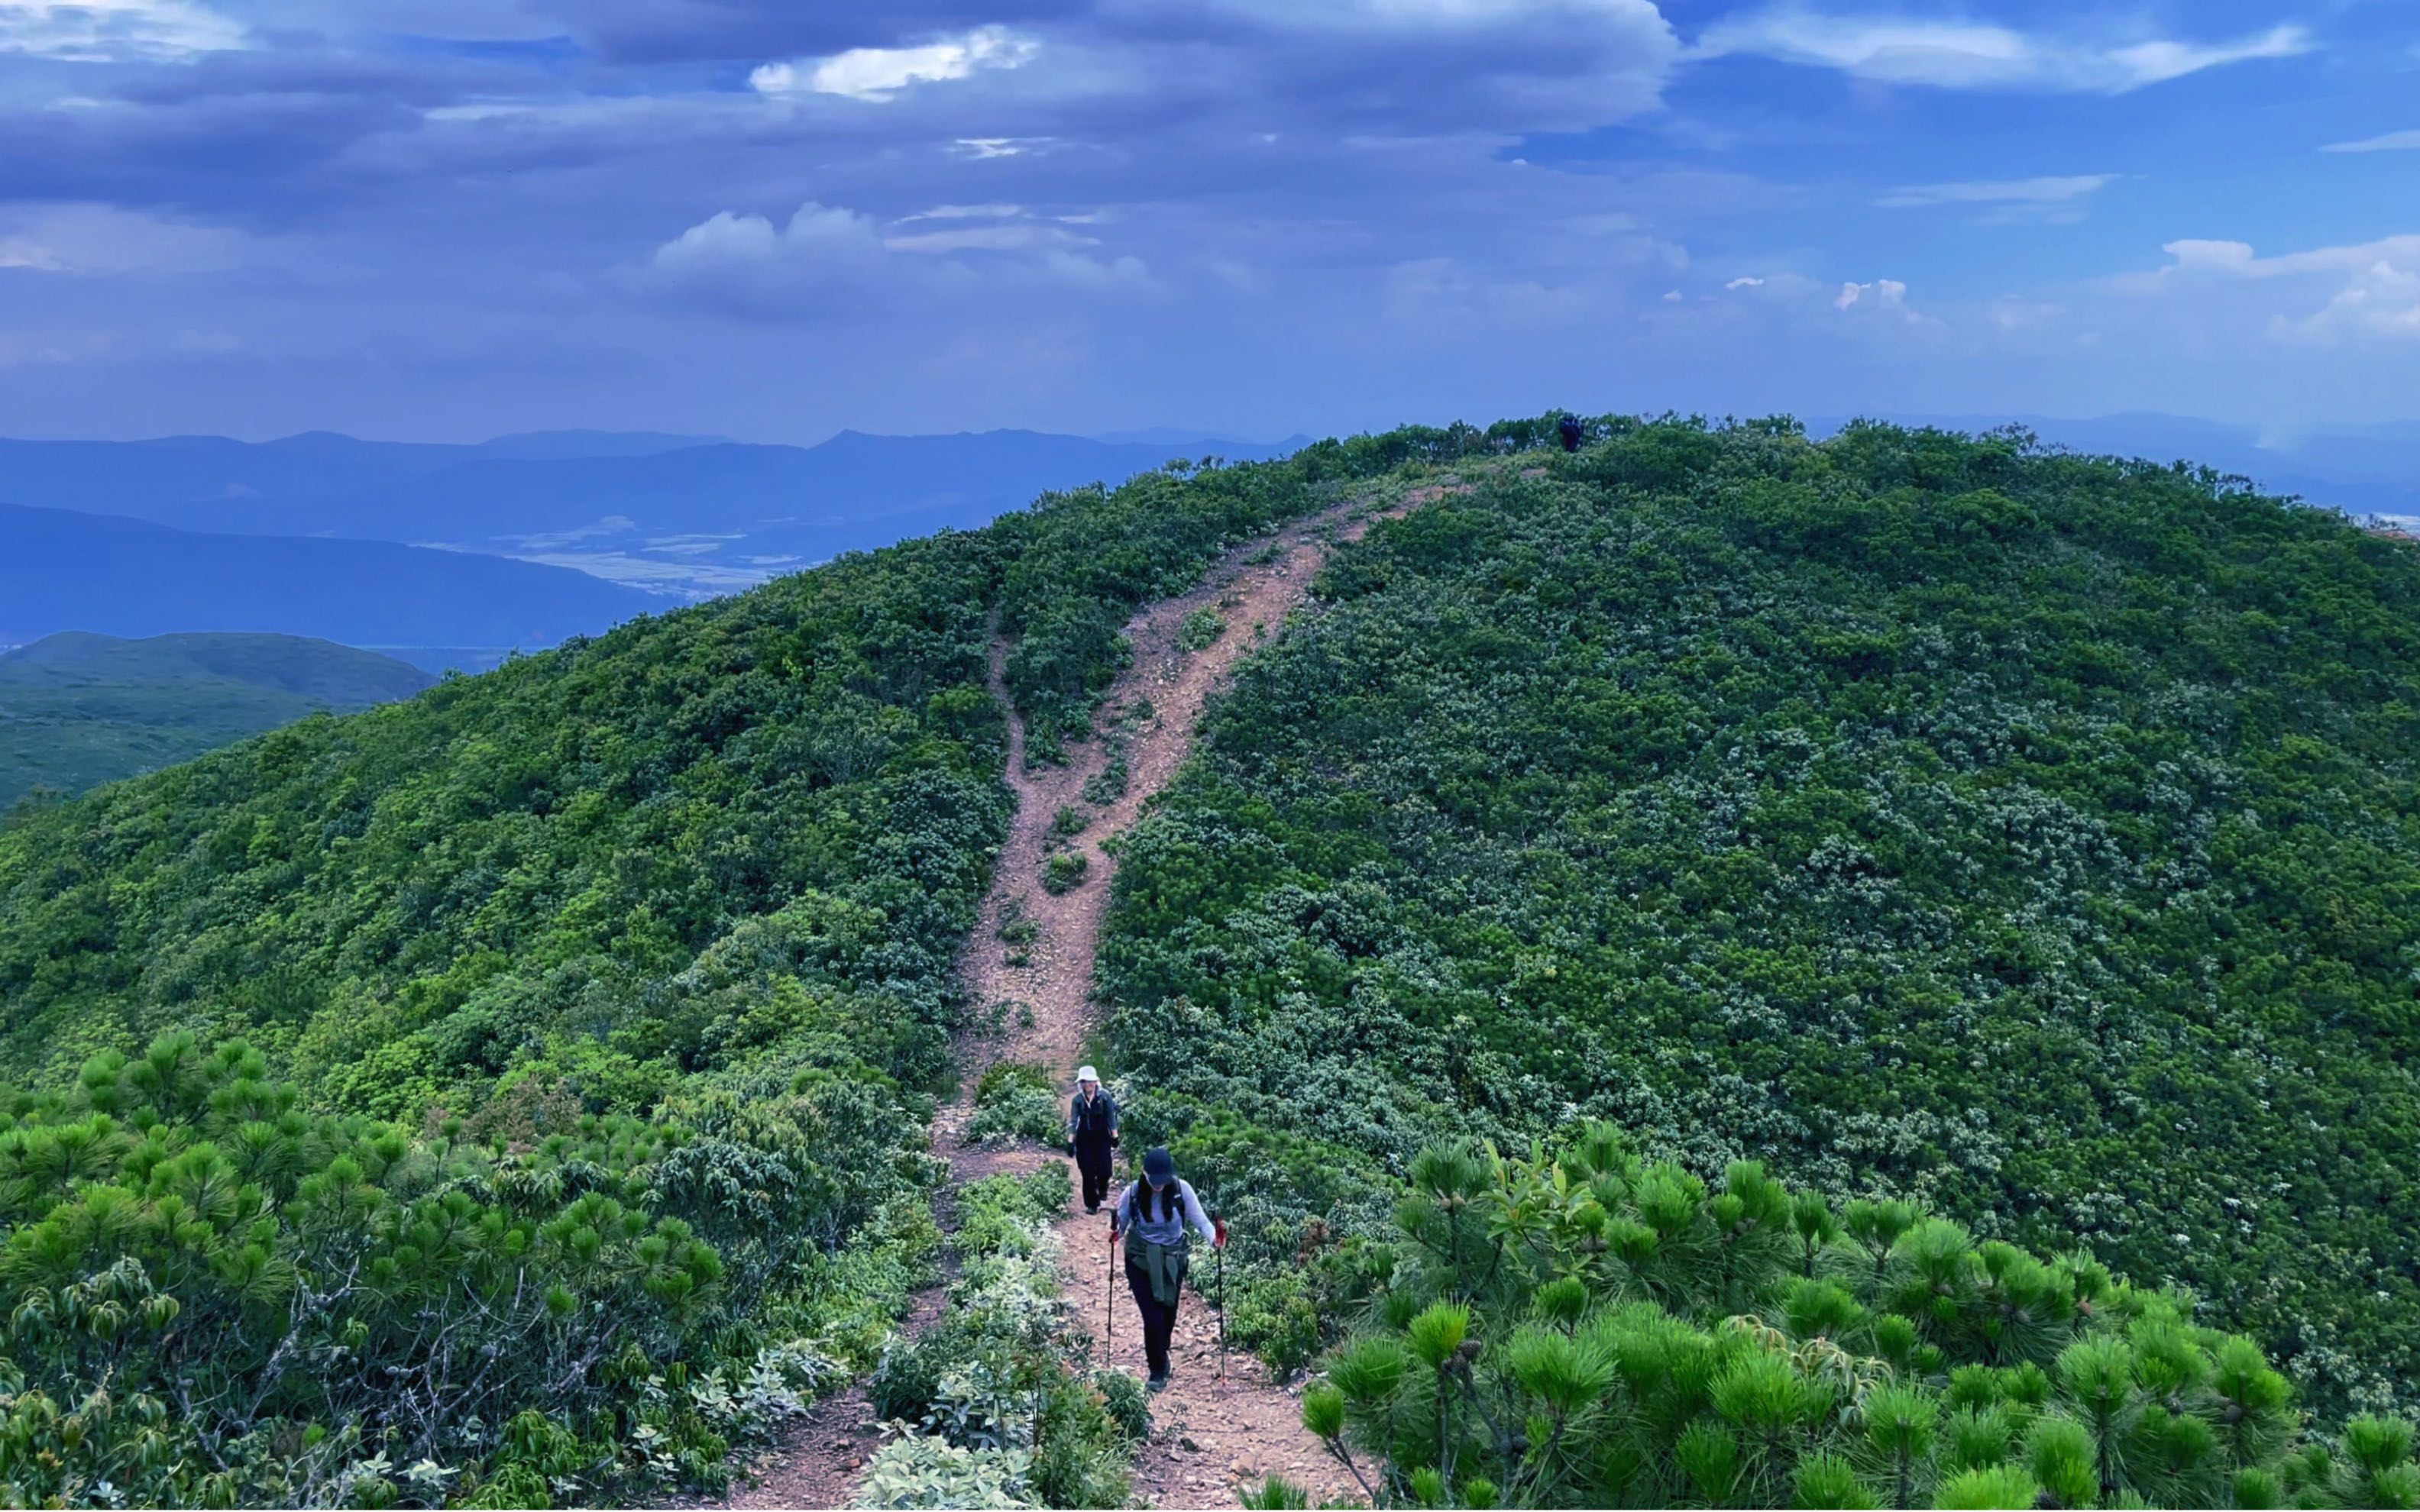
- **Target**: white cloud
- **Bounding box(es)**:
[879,204,1107,255]
[1878,175,2115,209]
[1725,276,1765,289]
[1830,276,1944,329]
[2159,234,2420,279]
[752,25,1039,103]
[888,223,1097,254]
[951,137,1051,159]
[2151,233,2420,344]
[646,200,1152,317]
[895,205,1027,224]
[0,0,243,60]
[2274,265,2420,344]
[2322,130,2420,154]
[652,203,888,276]
[1834,278,1904,311]
[1692,10,2311,93]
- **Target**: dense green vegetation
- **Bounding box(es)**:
[1102,419,2420,1426]
[0,453,1338,1110]
[8,410,2419,1504]
[0,1028,930,1504]
[0,633,433,809]
[857,1169,1147,1509]
[0,446,1372,1502]
[1258,1126,2415,1510]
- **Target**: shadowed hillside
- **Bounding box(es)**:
[0,632,433,807]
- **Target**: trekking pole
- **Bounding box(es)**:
[1213,1213,1228,1384]
[1105,1220,1117,1357]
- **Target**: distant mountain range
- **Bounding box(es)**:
[5,416,2405,661]
[0,632,433,807]
[0,501,654,648]
[0,428,1303,597]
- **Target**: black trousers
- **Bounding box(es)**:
[1075,1137,1115,1210]
[1125,1258,1187,1377]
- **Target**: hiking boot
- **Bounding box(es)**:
[1147,1371,1170,1393]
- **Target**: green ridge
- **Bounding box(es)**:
[0,445,1360,1505]
[1102,419,2420,1430]
[3,416,2415,1507]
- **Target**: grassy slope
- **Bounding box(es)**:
[0,454,1343,1115]
[1101,419,2420,1420]
[0,633,435,806]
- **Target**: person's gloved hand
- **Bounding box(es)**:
[1066,1140,1076,1158]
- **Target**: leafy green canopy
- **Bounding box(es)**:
[0,432,1448,1504]
[0,1030,921,1505]
[1102,418,2420,1420]
[1270,1126,2415,1510]
[0,449,1341,1120]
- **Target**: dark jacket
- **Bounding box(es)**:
[1069,1089,1119,1145]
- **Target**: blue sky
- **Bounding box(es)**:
[1,0,2415,442]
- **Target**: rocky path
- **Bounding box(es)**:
[708,480,1439,1509]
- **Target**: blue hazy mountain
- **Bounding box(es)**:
[15,417,2401,608]
[0,502,654,648]
[0,428,1303,596]
[468,430,733,460]
[0,429,728,518]
[1095,427,1316,451]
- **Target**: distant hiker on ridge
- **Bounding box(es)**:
[1069,1065,1119,1213]
[1558,414,1584,453]
[1111,1146,1223,1392]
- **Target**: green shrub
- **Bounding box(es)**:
[853,1436,1033,1509]
[1103,418,2420,1418]
[0,1029,918,1505]
[1089,1369,1150,1443]
[966,1074,1065,1148]
[1228,1275,1323,1378]
[865,1171,1137,1510]
[1934,1464,2040,1509]
[1041,853,1089,894]
[1297,1125,2331,1510]
[1177,606,1226,651]
[1079,748,1129,806]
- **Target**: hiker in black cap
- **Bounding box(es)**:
[1558,413,1584,453]
[1068,1065,1119,1213]
[1110,1146,1222,1392]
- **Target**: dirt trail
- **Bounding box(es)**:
[708,481,1435,1510]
